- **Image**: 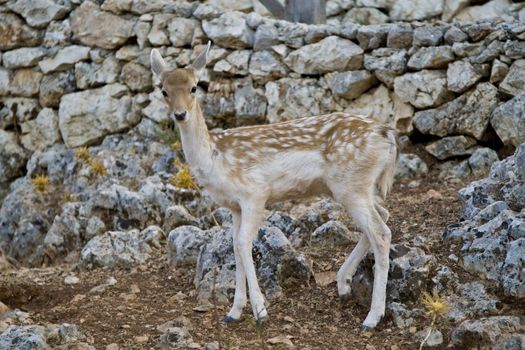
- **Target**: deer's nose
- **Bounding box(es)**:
[173,111,187,121]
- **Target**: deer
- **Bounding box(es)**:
[150,42,398,329]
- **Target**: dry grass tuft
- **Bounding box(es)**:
[32,175,50,193]
[421,292,450,318]
[170,140,182,151]
[170,159,198,190]
[89,159,108,177]
[75,147,91,162]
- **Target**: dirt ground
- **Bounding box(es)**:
[0,179,506,349]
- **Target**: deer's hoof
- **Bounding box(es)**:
[255,315,268,326]
[339,293,351,304]
[223,316,240,324]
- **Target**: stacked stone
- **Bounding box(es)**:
[1,0,525,188]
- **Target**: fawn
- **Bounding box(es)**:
[150,42,398,329]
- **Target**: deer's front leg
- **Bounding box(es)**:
[238,203,267,322]
[225,210,247,322]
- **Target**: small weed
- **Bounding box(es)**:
[419,292,450,350]
[32,175,50,193]
[170,140,182,151]
[75,147,91,162]
[170,160,198,190]
[89,160,108,177]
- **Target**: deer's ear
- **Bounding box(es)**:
[150,49,167,77]
[192,41,211,80]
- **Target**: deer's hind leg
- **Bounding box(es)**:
[333,186,392,329]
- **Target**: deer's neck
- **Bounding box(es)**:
[178,102,213,177]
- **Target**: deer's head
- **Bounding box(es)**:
[150,42,210,123]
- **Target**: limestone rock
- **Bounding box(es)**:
[327,70,377,100]
[43,19,72,48]
[7,0,69,28]
[499,59,525,97]
[71,1,136,50]
[213,50,250,75]
[284,36,363,74]
[343,8,389,25]
[310,220,359,246]
[167,226,213,267]
[265,78,332,123]
[447,60,482,93]
[167,17,200,47]
[20,108,61,152]
[2,47,48,69]
[425,135,478,160]
[234,80,267,125]
[80,230,152,269]
[413,82,498,140]
[413,26,443,46]
[147,14,174,46]
[75,56,121,90]
[39,45,90,74]
[248,50,287,84]
[0,130,29,183]
[390,0,444,21]
[10,69,43,97]
[202,12,254,49]
[58,84,138,148]
[394,70,452,109]
[451,316,523,349]
[120,62,152,92]
[39,71,76,108]
[345,84,414,133]
[490,59,509,84]
[444,26,468,44]
[491,94,525,147]
[407,46,455,70]
[454,0,513,22]
[253,23,279,51]
[395,153,428,179]
[387,23,413,48]
[356,24,391,50]
[0,13,42,50]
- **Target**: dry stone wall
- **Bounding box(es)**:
[1,0,525,186]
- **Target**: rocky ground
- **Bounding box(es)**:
[1,153,524,349]
[1,0,525,349]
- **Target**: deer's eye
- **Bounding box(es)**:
[161,89,168,97]
[190,86,197,94]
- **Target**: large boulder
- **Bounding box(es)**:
[413,82,498,140]
[58,84,139,148]
[284,36,363,74]
[71,1,136,49]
